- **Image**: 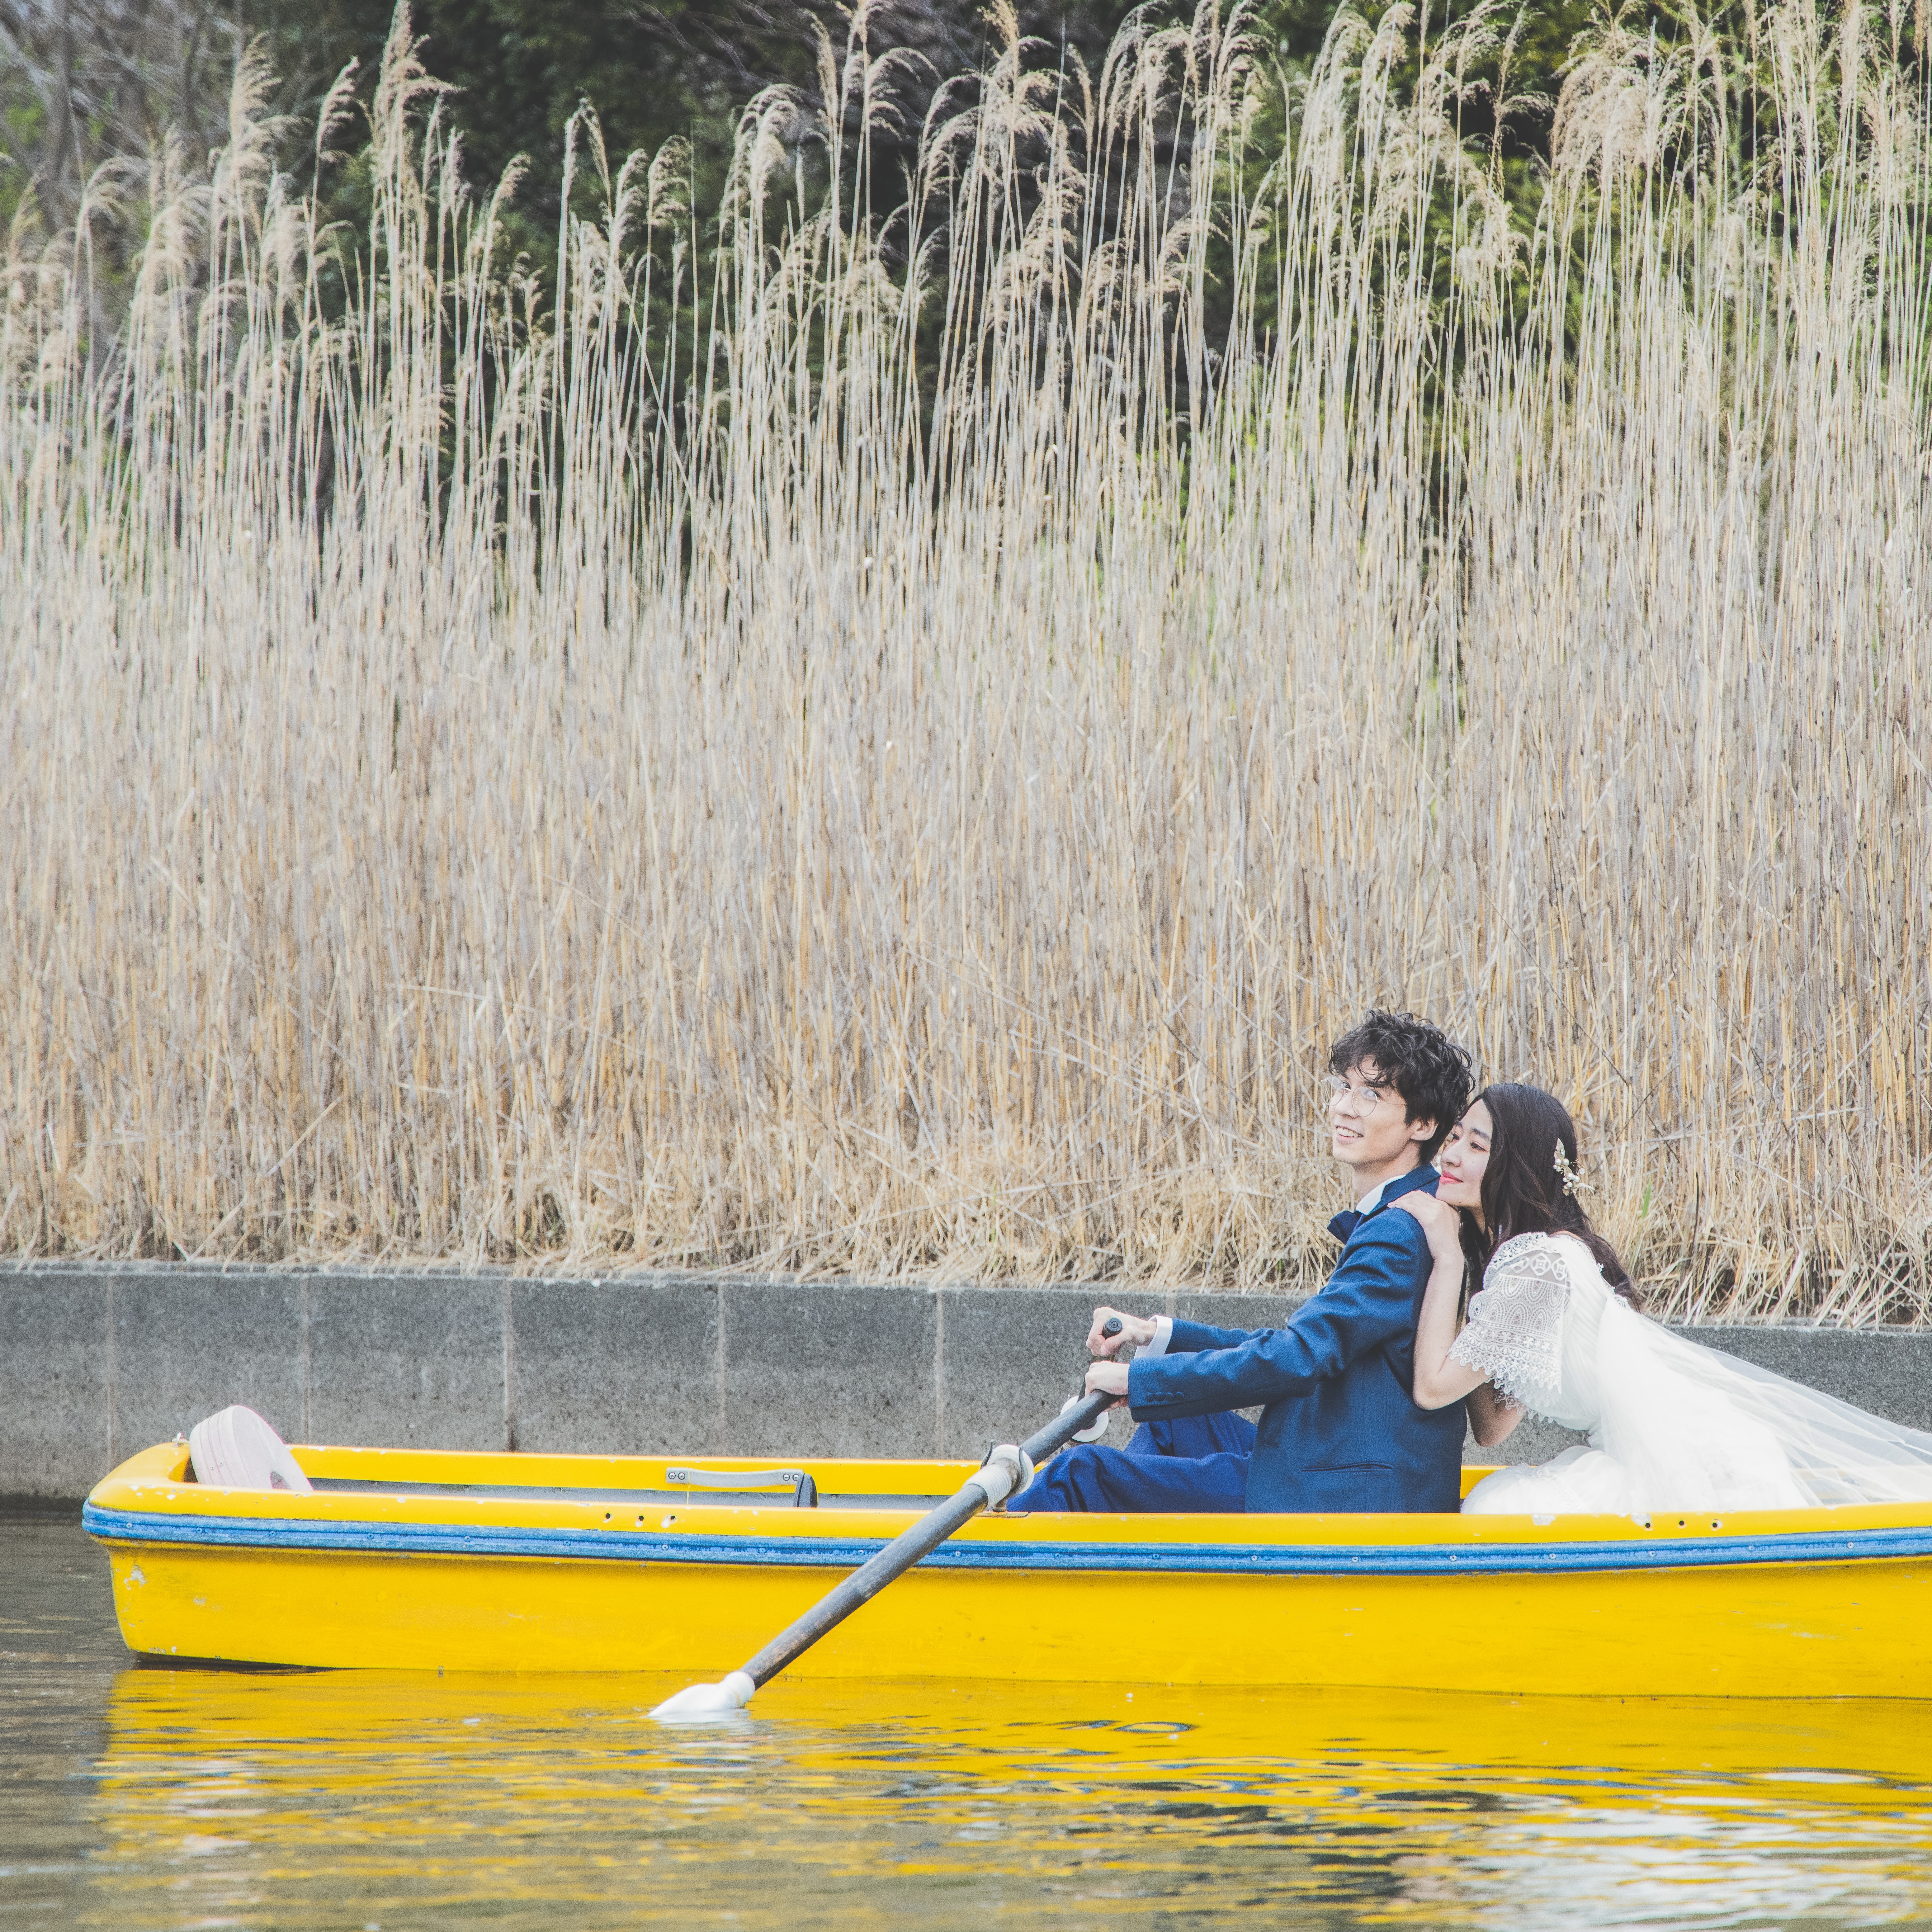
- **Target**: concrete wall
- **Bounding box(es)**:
[5,1262,1929,1498]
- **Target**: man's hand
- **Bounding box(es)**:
[1088,1307,1156,1357]
[1084,1359,1131,1406]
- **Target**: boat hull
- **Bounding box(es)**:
[85,1443,1932,1696]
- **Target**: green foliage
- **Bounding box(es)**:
[260,1,1145,287]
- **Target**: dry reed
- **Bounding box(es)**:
[3,0,1929,1317]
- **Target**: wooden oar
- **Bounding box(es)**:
[651,1322,1124,1719]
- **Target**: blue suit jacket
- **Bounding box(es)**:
[1126,1164,1466,1512]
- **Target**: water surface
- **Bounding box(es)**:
[5,1508,1932,1928]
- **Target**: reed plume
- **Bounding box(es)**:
[4,0,1927,1318]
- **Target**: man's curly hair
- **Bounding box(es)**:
[1328,1010,1474,1161]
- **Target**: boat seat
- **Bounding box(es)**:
[668,1465,818,1507]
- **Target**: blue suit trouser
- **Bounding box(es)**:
[1022,1410,1256,1513]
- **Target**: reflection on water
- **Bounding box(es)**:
[6,1513,1932,1929]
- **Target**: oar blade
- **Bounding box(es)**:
[650,1669,754,1721]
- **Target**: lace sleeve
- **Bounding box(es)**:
[1447,1233,1570,1417]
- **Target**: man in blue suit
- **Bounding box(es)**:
[1026,1010,1474,1514]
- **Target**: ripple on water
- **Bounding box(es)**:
[4,1512,1932,1929]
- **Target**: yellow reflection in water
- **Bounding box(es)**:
[90,1669,1932,1930]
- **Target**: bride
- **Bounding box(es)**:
[1397,1083,1932,1515]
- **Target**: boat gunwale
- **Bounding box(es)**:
[79,1497,1932,1576]
[83,1441,1932,1576]
[91,1445,1932,1545]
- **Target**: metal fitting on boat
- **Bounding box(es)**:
[967,1443,1034,1508]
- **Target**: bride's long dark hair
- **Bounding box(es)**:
[1471,1083,1643,1309]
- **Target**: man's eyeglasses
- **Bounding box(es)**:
[1325,1076,1393,1118]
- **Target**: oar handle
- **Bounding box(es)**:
[1017,1313,1122,1463]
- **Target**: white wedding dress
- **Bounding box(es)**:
[1452,1232,1932,1516]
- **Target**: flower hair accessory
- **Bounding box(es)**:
[1553,1142,1590,1199]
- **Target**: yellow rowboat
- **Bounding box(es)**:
[84,1439,1932,1698]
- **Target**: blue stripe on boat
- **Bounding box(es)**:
[79,1503,1932,1576]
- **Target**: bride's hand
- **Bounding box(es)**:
[1396,1190,1463,1264]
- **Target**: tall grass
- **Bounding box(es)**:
[4,0,1928,1316]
